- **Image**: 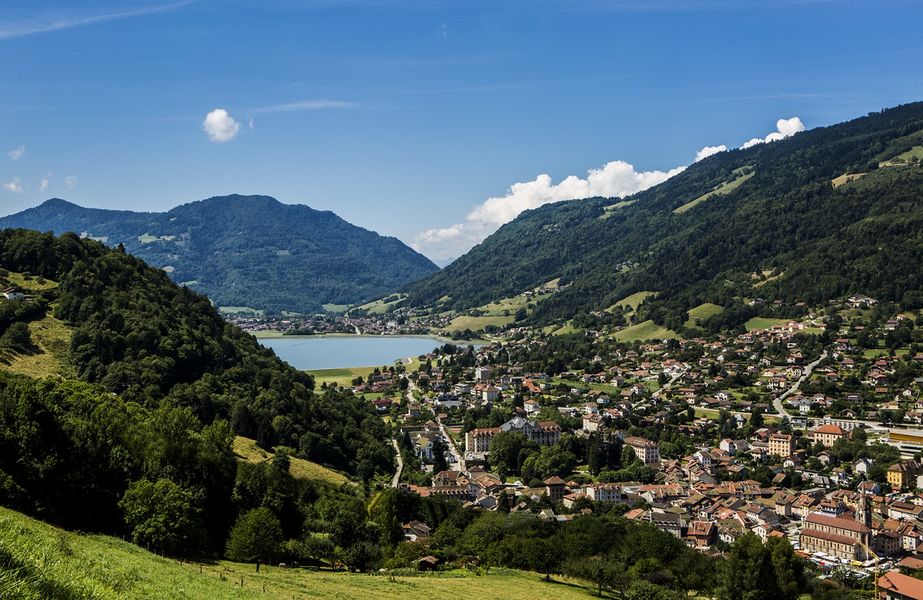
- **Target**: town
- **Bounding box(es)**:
[335,294,923,597]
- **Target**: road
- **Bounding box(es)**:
[773,350,827,419]
[436,414,466,472]
[406,379,466,472]
[390,438,404,488]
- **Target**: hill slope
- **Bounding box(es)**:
[0,230,390,551]
[0,506,604,600]
[404,101,923,330]
[0,195,438,314]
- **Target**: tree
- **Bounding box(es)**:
[119,478,205,556]
[432,436,449,474]
[524,537,559,581]
[766,536,805,600]
[564,556,626,597]
[226,507,283,563]
[488,432,535,478]
[720,533,781,600]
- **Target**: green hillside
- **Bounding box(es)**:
[0,506,603,600]
[403,101,923,332]
[0,195,439,314]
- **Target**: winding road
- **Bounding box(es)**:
[390,438,403,488]
[773,350,828,419]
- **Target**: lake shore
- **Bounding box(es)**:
[252,330,484,345]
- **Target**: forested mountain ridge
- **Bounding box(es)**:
[0,194,439,314]
[0,229,392,549]
[403,101,923,331]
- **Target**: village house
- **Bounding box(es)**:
[625,436,661,466]
[809,424,848,447]
[768,433,795,458]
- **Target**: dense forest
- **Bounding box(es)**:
[403,101,923,332]
[0,195,438,313]
[0,228,404,559]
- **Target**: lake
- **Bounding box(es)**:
[258,335,451,370]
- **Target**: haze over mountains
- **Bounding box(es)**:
[0,195,438,314]
[404,102,923,331]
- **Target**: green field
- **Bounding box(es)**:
[674,168,755,214]
[881,145,923,166]
[233,436,349,487]
[441,314,514,333]
[552,322,583,336]
[306,365,381,387]
[606,290,656,313]
[744,317,790,331]
[0,506,602,600]
[322,304,349,314]
[218,306,266,316]
[598,199,636,219]
[0,270,74,378]
[684,303,724,329]
[612,320,680,342]
[353,294,407,315]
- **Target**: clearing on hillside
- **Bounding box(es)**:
[441,314,514,333]
[612,320,681,342]
[684,303,724,329]
[744,317,790,331]
[233,436,349,486]
[607,290,656,313]
[831,172,867,187]
[673,167,755,214]
[353,294,407,315]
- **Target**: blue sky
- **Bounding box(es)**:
[2,0,923,261]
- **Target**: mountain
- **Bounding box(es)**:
[404,101,923,331]
[0,195,438,314]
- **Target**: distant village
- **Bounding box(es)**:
[330,294,923,596]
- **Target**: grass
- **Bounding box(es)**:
[233,436,349,487]
[612,320,680,342]
[1,310,75,379]
[2,271,58,292]
[598,199,635,219]
[880,145,923,167]
[441,315,514,333]
[744,317,790,331]
[353,294,407,315]
[218,306,266,316]
[322,304,349,314]
[684,303,723,329]
[306,365,380,387]
[606,290,656,313]
[831,172,867,188]
[553,322,583,336]
[673,168,755,214]
[0,506,603,600]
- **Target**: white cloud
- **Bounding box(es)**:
[203,108,240,142]
[413,115,806,261]
[741,116,805,149]
[695,144,727,162]
[64,175,77,190]
[7,145,25,161]
[0,1,195,40]
[250,100,352,114]
[2,178,23,193]
[40,173,51,192]
[413,160,685,260]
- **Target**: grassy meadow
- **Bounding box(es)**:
[232,436,349,487]
[0,506,603,600]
